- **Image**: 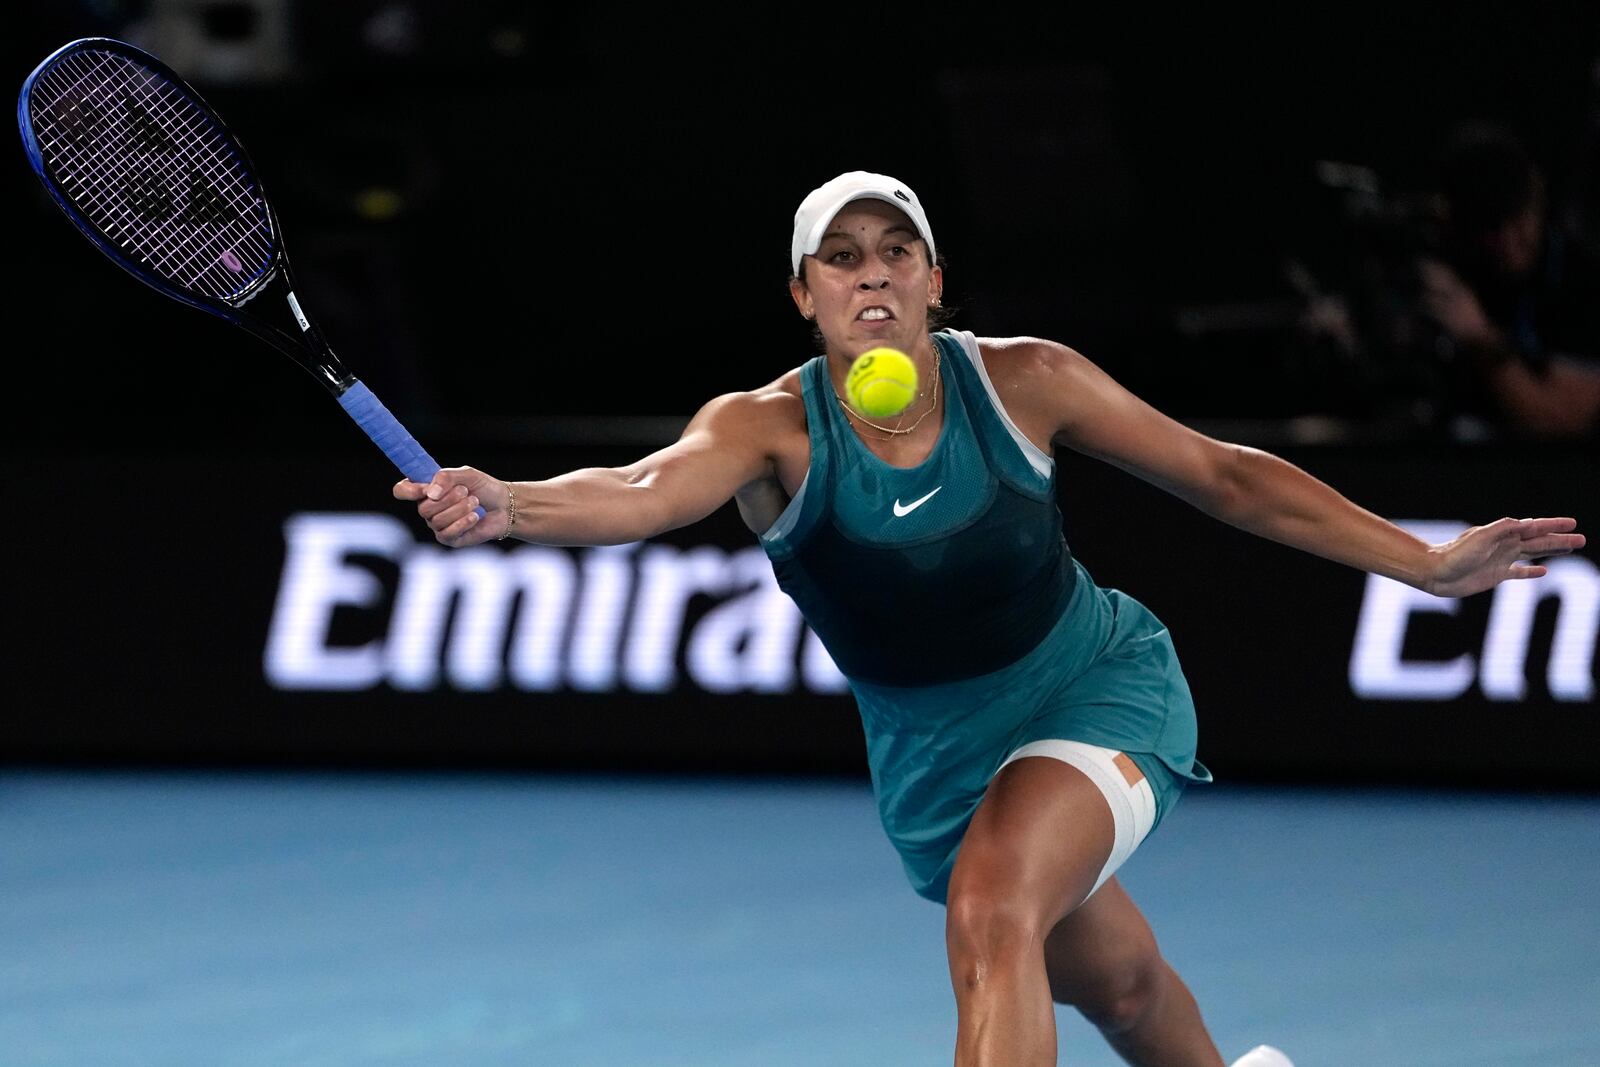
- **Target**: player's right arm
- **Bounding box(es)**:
[393,390,784,548]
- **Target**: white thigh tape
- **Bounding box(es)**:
[998,739,1157,900]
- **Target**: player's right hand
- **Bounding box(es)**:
[393,466,509,547]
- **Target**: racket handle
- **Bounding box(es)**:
[337,380,486,520]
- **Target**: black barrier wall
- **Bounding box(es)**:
[8,444,1596,787]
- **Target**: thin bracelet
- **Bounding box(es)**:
[498,483,517,540]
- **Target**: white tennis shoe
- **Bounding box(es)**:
[1229,1046,1295,1067]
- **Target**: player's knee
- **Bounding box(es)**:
[944,889,1043,987]
[1065,952,1165,1035]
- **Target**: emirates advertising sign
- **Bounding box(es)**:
[264,513,849,696]
[12,449,1594,782]
[262,514,1594,708]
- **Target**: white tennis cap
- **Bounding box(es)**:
[790,171,936,275]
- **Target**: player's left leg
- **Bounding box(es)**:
[944,754,1117,1067]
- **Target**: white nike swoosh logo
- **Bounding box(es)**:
[893,486,943,517]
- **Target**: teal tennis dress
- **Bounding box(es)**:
[761,329,1212,904]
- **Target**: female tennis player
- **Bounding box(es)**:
[394,171,1583,1067]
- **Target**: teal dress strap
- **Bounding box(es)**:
[760,356,832,561]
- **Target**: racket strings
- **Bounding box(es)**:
[36,55,265,294]
[29,48,277,302]
[36,68,190,251]
[52,51,273,293]
[41,67,227,271]
[39,50,269,290]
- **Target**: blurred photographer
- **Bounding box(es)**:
[1418,121,1600,440]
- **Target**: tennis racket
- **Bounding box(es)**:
[18,37,481,517]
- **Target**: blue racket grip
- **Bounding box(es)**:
[337,380,486,520]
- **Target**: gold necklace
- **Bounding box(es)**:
[836,342,941,438]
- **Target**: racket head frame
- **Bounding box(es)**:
[18,37,353,396]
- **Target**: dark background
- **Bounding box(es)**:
[12,3,1600,444]
[7,2,1597,785]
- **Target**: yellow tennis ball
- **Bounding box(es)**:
[845,347,918,418]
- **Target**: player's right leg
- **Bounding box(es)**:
[1043,876,1224,1066]
[1045,879,1295,1067]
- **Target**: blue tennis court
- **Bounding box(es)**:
[4,770,1595,1066]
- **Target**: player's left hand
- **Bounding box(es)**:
[1426,517,1585,598]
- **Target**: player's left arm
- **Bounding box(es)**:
[1022,339,1584,597]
